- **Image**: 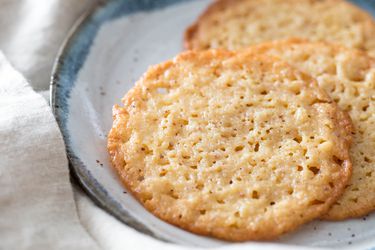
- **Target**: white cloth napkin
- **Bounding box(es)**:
[0,0,101,249]
[0,0,97,91]
[0,52,99,250]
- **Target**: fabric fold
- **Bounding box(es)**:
[0,52,99,250]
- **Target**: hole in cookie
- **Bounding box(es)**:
[196,183,204,190]
[221,133,230,139]
[159,169,167,177]
[254,143,260,152]
[138,176,144,182]
[366,172,372,177]
[158,157,169,166]
[302,148,307,156]
[308,166,320,175]
[364,157,372,163]
[182,155,191,160]
[223,121,232,128]
[215,167,223,174]
[297,165,303,171]
[345,105,353,112]
[362,105,369,112]
[310,199,325,205]
[190,165,197,170]
[235,145,244,152]
[169,189,179,199]
[141,145,152,155]
[216,199,225,204]
[199,210,206,215]
[350,198,358,203]
[329,182,334,188]
[163,110,170,118]
[293,135,302,143]
[252,190,259,199]
[229,223,239,229]
[142,193,153,203]
[202,44,210,49]
[311,98,329,105]
[318,139,326,144]
[288,188,294,195]
[184,173,190,181]
[332,156,344,166]
[275,176,283,184]
[234,211,240,217]
[260,90,268,95]
[270,201,275,206]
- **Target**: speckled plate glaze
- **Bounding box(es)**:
[50,0,375,249]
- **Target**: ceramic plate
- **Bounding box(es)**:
[51,0,375,249]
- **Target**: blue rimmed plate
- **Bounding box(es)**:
[50,0,375,249]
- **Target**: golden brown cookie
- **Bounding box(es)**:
[184,0,375,57]
[242,39,375,220]
[107,50,352,241]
